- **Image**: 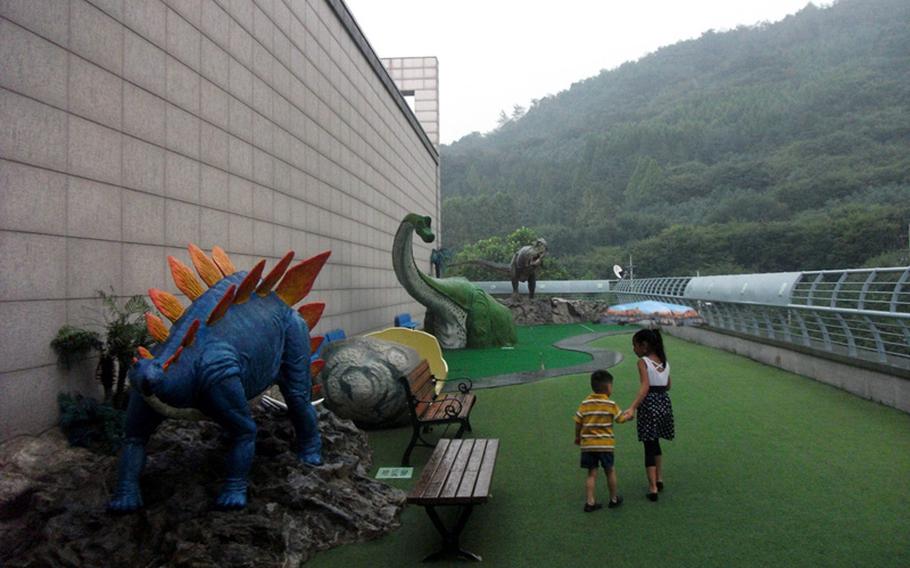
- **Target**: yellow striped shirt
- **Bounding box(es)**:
[574,394,622,452]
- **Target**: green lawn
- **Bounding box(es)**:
[443,323,621,380]
[310,333,910,567]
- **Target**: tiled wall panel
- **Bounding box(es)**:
[0,0,439,440]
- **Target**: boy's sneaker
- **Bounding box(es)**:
[608,496,624,508]
[583,503,603,512]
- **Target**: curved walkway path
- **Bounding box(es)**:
[442,330,632,391]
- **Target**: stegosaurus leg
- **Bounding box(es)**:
[279,317,323,465]
[200,377,257,510]
[108,389,164,513]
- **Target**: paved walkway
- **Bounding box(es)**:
[442,330,631,391]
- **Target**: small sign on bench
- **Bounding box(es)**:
[376,467,414,479]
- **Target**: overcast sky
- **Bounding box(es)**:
[344,0,817,145]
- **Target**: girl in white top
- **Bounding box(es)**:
[623,328,675,501]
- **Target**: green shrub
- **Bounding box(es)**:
[57,393,125,455]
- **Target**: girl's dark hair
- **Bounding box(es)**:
[633,329,667,365]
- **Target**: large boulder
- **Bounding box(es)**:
[503,297,611,325]
[321,337,422,428]
[0,404,406,567]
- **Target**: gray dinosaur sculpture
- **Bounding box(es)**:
[510,238,548,299]
[453,238,549,299]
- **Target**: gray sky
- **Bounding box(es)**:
[344,0,816,145]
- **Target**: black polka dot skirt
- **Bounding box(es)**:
[637,391,675,442]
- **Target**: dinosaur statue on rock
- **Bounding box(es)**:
[393,214,517,349]
[108,244,330,512]
[453,238,549,299]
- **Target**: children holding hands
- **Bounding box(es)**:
[575,329,676,511]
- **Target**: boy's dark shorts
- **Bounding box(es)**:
[580,451,615,470]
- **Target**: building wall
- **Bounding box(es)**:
[0,0,439,440]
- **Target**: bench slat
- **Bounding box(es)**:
[421,438,464,500]
[409,438,452,500]
[439,439,477,499]
[455,439,488,499]
[408,361,432,391]
[472,439,500,499]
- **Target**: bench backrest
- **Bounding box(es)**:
[400,360,436,417]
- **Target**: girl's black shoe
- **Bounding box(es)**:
[647,492,659,502]
[584,503,603,512]
[656,481,664,492]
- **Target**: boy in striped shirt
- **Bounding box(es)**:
[575,370,626,512]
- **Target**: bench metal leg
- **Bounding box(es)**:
[402,427,420,466]
[422,505,481,562]
[402,425,438,466]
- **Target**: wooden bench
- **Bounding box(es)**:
[407,438,500,562]
[398,360,476,466]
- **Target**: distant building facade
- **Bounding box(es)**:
[380,57,439,146]
[0,0,439,440]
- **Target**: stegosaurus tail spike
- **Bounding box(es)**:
[181,319,201,348]
[138,346,154,359]
[162,346,184,371]
[275,251,331,306]
[211,246,237,276]
[234,259,266,305]
[188,244,222,287]
[149,289,185,322]
[167,256,205,300]
[256,251,295,297]
[310,336,324,355]
[310,359,325,377]
[145,312,169,343]
[297,302,326,330]
[207,284,237,325]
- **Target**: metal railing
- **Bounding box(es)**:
[613,267,910,373]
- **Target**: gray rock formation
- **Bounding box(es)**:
[321,337,422,428]
[502,297,611,325]
[0,404,405,567]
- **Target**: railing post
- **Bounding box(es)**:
[862,315,887,363]
[833,312,857,357]
[858,270,877,310]
[890,268,909,312]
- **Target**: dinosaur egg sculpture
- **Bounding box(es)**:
[321,337,421,428]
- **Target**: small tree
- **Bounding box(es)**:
[97,290,152,408]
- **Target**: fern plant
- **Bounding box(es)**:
[50,326,102,369]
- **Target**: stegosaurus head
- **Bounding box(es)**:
[130,357,166,397]
[131,244,330,411]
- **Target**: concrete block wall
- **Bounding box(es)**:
[0,0,440,440]
[664,326,910,414]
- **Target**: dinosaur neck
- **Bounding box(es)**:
[392,221,441,305]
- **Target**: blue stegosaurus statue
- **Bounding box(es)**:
[108,244,330,512]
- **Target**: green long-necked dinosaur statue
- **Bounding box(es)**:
[392,214,517,349]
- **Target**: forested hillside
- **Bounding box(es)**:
[440,0,910,278]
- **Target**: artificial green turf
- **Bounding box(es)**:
[443,323,623,380]
[310,333,910,567]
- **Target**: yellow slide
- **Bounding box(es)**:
[366,327,448,388]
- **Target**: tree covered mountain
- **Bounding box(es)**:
[440,0,910,278]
